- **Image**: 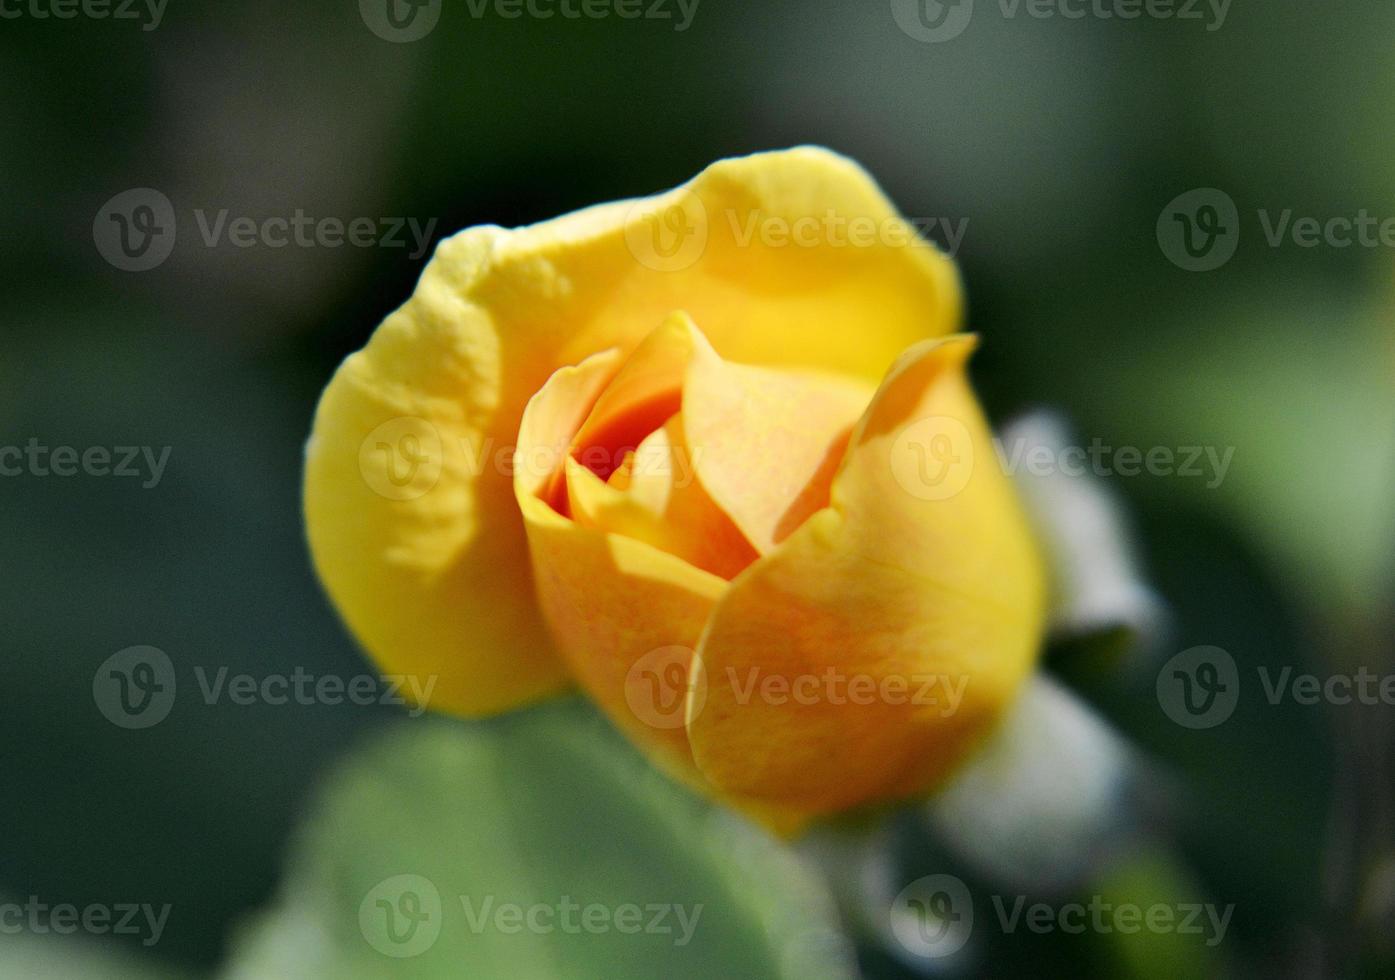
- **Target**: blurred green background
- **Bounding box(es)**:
[2,0,1392,977]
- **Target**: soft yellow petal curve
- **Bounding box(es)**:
[303,230,571,716]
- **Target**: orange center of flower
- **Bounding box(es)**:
[536,312,874,580]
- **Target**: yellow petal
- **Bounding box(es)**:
[303,235,571,716]
[559,145,963,380]
[686,336,1046,814]
[306,147,959,719]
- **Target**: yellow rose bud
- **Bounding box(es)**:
[304,147,1045,832]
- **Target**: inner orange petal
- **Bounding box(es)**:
[566,415,758,579]
[682,343,875,553]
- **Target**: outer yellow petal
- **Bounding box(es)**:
[305,147,960,719]
[686,336,1046,815]
[565,145,964,380]
[303,229,570,716]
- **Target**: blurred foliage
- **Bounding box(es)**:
[1,0,1391,977]
[221,699,856,980]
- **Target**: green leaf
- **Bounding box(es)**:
[221,699,857,980]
